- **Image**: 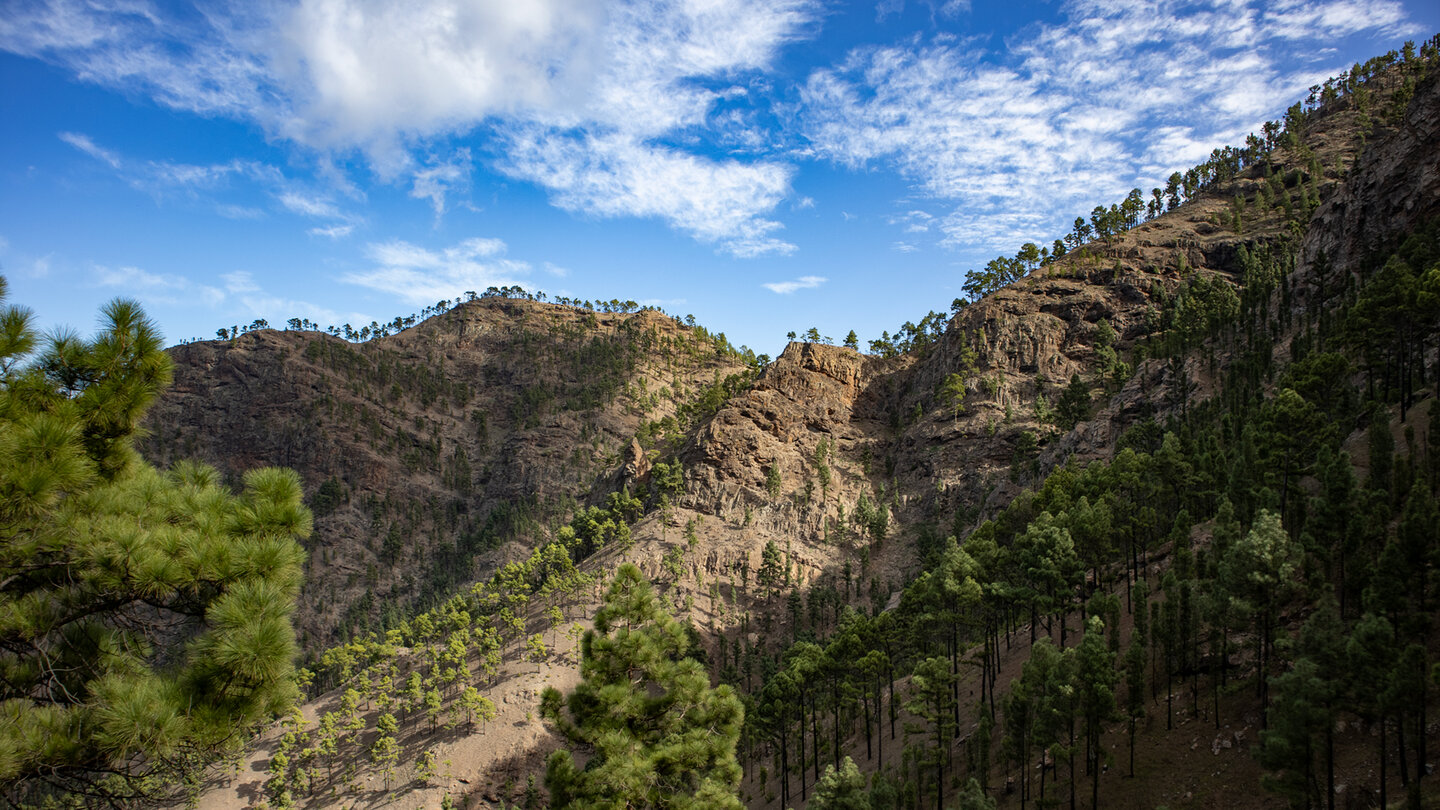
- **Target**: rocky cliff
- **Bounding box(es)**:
[143,300,747,646]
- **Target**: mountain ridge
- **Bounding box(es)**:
[142,41,1440,810]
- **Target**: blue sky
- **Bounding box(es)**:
[2,0,1435,357]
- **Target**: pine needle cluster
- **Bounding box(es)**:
[0,279,310,805]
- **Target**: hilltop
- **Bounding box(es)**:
[127,39,1440,810]
[142,300,752,649]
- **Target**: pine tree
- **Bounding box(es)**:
[1346,613,1398,808]
[758,539,785,596]
[904,656,958,810]
[939,372,968,421]
[370,713,400,791]
[811,756,871,810]
[1258,597,1345,808]
[951,777,997,810]
[1368,407,1395,496]
[1076,616,1120,808]
[1124,635,1146,777]
[541,563,744,808]
[1220,509,1300,709]
[1056,373,1092,430]
[1258,658,1330,808]
[0,282,311,802]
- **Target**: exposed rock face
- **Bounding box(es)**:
[1300,71,1440,285]
[621,437,650,483]
[684,342,882,507]
[144,300,745,646]
[655,70,1440,567]
[147,58,1438,671]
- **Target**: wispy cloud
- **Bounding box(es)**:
[262,183,364,232]
[502,129,797,257]
[58,131,120,168]
[410,150,472,217]
[217,204,266,220]
[489,0,817,255]
[888,209,935,233]
[144,159,267,191]
[277,190,343,219]
[0,239,55,279]
[93,264,225,307]
[799,0,1417,254]
[7,0,1421,261]
[223,272,260,294]
[54,130,365,234]
[344,237,530,306]
[4,0,818,254]
[763,274,826,294]
[0,0,274,118]
[308,224,354,239]
[221,270,346,326]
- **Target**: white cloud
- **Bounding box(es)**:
[218,271,346,328]
[410,150,472,216]
[278,190,343,218]
[2,0,818,254]
[58,131,120,168]
[763,274,826,294]
[1261,0,1410,40]
[308,224,355,239]
[889,209,935,233]
[344,237,530,305]
[800,0,1416,254]
[93,264,224,307]
[502,129,797,257]
[267,0,607,151]
[10,0,1419,261]
[0,0,274,118]
[217,204,266,220]
[892,241,919,253]
[0,239,50,279]
[485,0,816,255]
[276,187,363,232]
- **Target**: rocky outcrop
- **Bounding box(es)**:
[681,342,888,518]
[143,300,745,646]
[1300,71,1440,284]
[660,65,1440,559]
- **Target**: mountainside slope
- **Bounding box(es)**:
[153,42,1440,810]
[143,299,749,647]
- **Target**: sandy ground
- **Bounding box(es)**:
[187,621,587,810]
